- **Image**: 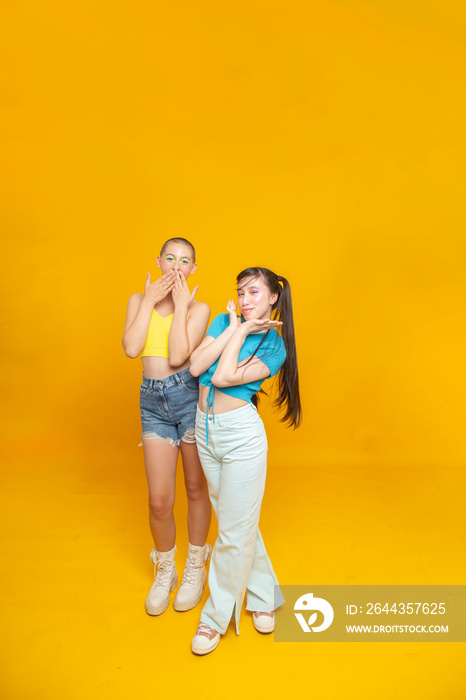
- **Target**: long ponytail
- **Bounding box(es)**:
[236,267,302,428]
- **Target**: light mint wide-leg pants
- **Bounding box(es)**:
[195,403,285,635]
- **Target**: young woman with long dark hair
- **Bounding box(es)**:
[189,267,301,655]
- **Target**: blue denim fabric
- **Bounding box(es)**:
[139,369,199,445]
[195,402,285,635]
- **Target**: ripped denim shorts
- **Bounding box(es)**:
[139,368,199,446]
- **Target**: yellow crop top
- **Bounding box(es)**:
[140,310,174,358]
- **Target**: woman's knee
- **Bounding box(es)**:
[148,494,175,521]
[185,476,209,503]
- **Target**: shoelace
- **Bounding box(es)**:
[181,556,202,587]
[154,559,174,587]
[196,624,216,638]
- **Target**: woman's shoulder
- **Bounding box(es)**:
[187,300,211,327]
[206,312,229,336]
[257,329,286,375]
[190,299,211,314]
[268,327,285,346]
[263,328,286,359]
[126,292,144,309]
[210,312,229,324]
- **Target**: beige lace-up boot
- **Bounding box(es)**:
[145,545,178,616]
[173,543,211,612]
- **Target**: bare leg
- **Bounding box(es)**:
[180,441,211,546]
[143,438,179,551]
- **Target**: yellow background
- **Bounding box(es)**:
[1,1,465,698]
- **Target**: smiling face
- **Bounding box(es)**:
[156,243,197,278]
[237,275,278,321]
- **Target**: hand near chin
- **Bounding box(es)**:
[226,300,241,328]
[242,318,283,335]
[144,270,175,306]
[173,270,198,308]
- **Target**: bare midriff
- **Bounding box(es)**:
[142,356,191,379]
[142,358,249,414]
[198,384,248,414]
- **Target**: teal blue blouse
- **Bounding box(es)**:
[198,313,286,402]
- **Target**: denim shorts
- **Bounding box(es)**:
[139,368,199,446]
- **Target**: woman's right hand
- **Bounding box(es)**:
[144,271,175,306]
[226,300,241,328]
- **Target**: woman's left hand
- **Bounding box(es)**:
[241,318,283,335]
[172,270,198,309]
